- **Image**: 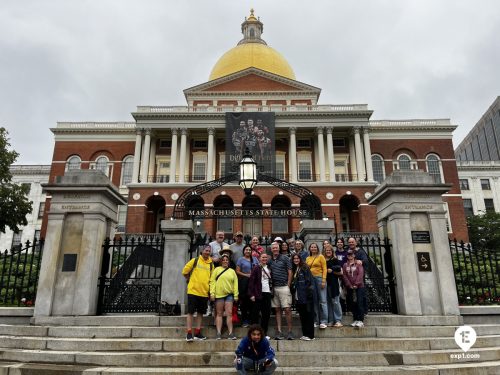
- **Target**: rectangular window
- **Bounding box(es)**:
[275,155,285,179]
[116,205,127,233]
[217,218,233,233]
[296,139,311,148]
[193,140,208,149]
[34,230,41,242]
[484,199,495,213]
[297,154,312,181]
[38,202,45,218]
[192,154,207,181]
[11,231,22,251]
[481,179,491,190]
[463,199,474,217]
[332,138,346,148]
[159,139,172,148]
[459,179,470,190]
[272,217,288,234]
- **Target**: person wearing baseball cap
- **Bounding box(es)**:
[230,231,245,264]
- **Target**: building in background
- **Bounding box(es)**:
[0,165,50,250]
[41,10,468,240]
[456,97,500,217]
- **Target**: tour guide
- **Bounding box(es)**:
[182,244,213,342]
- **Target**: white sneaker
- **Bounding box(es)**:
[319,323,327,329]
[355,321,364,328]
[350,321,358,327]
[300,336,312,341]
[313,323,319,328]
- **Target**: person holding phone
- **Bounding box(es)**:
[234,324,278,374]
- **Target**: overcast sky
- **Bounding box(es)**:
[1,0,499,164]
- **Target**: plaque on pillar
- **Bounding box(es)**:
[417,252,432,272]
[62,254,78,272]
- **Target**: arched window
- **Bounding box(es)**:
[95,156,109,176]
[121,156,134,185]
[398,154,411,170]
[66,155,81,171]
[426,154,443,183]
[371,154,385,183]
[249,28,255,38]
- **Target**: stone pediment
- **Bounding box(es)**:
[184,68,321,96]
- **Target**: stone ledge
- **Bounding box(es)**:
[0,308,34,317]
[460,306,500,315]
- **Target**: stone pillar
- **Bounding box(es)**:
[316,127,326,182]
[148,136,157,178]
[34,170,126,316]
[368,170,460,316]
[363,128,374,182]
[178,128,188,183]
[140,128,151,183]
[207,127,215,181]
[326,127,336,182]
[169,128,178,183]
[299,220,334,250]
[348,135,357,179]
[353,127,365,181]
[160,220,194,311]
[289,127,297,182]
[132,129,142,183]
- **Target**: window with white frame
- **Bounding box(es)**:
[275,154,285,179]
[116,205,127,233]
[463,199,474,217]
[459,179,470,190]
[95,156,110,177]
[426,154,443,183]
[219,153,226,178]
[121,156,134,185]
[397,154,412,170]
[38,202,45,218]
[11,231,22,250]
[66,155,81,171]
[192,153,207,181]
[371,154,385,183]
[297,153,312,181]
[156,157,170,183]
[484,199,495,213]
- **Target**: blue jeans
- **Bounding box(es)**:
[236,357,278,374]
[312,276,328,324]
[327,284,343,323]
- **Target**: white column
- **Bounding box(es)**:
[206,127,215,181]
[362,128,374,182]
[316,127,326,182]
[353,127,365,181]
[169,128,178,183]
[289,127,297,182]
[132,129,142,183]
[148,137,157,178]
[178,128,188,183]
[140,128,151,183]
[326,127,335,182]
[349,135,357,179]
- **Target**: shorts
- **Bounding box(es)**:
[271,286,292,308]
[187,294,208,315]
[215,294,234,303]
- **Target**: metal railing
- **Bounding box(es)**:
[0,238,44,307]
[136,104,369,113]
[450,239,499,305]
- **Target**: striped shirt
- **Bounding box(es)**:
[269,254,291,287]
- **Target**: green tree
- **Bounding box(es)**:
[467,211,500,252]
[0,127,33,234]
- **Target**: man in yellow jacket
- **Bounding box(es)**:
[182,244,214,342]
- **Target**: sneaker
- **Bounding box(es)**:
[227,333,237,340]
[287,331,294,340]
[194,332,207,340]
[216,332,222,340]
[313,323,319,328]
[274,331,285,340]
[327,322,334,327]
[186,332,194,342]
[334,322,343,328]
[300,336,312,341]
[242,321,250,328]
[355,321,364,328]
[319,323,327,329]
[265,336,271,340]
[350,321,358,327]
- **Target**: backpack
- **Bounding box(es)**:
[186,256,214,283]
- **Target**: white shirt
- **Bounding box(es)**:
[261,265,271,293]
[209,240,229,262]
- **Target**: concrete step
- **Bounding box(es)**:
[30,314,464,327]
[3,323,500,339]
[0,347,498,367]
[1,335,500,352]
[1,361,500,375]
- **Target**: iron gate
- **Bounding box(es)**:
[97,235,164,314]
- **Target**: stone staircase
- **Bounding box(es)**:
[0,314,499,374]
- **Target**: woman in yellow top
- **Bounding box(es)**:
[210,253,239,340]
[306,242,328,329]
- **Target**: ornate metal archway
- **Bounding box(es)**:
[172,173,321,220]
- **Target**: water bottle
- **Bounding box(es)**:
[236,355,243,370]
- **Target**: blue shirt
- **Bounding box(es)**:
[236,256,258,274]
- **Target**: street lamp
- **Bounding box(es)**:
[239,148,257,195]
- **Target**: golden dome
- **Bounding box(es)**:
[209,43,296,81]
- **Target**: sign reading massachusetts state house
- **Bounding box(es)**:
[187,208,310,218]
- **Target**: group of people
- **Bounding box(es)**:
[182,231,369,374]
[231,118,271,160]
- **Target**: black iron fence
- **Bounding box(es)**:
[450,239,499,305]
[97,235,164,314]
[0,238,44,307]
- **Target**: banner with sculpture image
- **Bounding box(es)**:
[225,112,275,177]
